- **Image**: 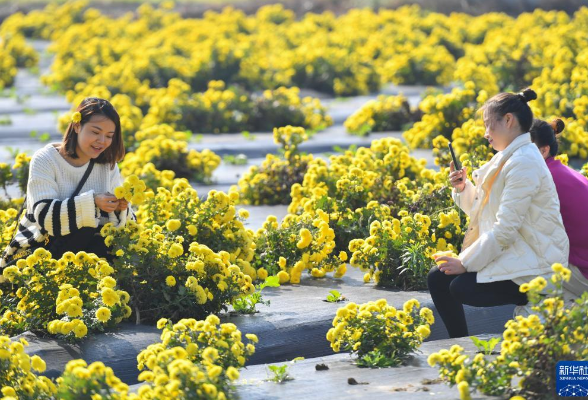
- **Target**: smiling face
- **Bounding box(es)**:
[483,108,520,152]
[73,114,115,163]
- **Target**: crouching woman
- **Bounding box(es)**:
[428,88,569,338]
[0,97,132,270]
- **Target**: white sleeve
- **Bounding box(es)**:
[452,179,476,216]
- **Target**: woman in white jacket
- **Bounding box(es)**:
[428,88,569,338]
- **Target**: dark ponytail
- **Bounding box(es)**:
[530,118,565,158]
[480,88,537,133]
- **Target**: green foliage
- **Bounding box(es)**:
[325,290,345,303]
[232,276,280,314]
[398,242,431,290]
[470,336,501,356]
[356,349,399,368]
[267,357,304,383]
[237,126,313,205]
[223,154,248,165]
[241,131,256,141]
[344,95,416,137]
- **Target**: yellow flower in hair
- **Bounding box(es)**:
[72,112,82,123]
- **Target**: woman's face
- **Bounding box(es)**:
[74,115,115,163]
[483,109,519,151]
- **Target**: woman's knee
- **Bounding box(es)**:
[427,266,450,292]
[448,275,475,303]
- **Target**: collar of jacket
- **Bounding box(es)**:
[475,132,531,190]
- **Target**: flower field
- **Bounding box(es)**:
[0,1,587,399]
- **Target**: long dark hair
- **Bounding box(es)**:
[479,88,537,133]
[62,97,125,169]
[530,118,565,158]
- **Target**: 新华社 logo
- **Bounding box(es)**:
[557,361,588,397]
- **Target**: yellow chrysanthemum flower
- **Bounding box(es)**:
[72,111,82,123]
[166,276,177,287]
[96,307,112,323]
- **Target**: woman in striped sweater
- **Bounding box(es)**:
[0,97,132,268]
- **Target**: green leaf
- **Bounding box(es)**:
[315,195,330,211]
[487,337,501,354]
[242,131,256,141]
[470,335,483,349]
[326,289,344,302]
[264,276,280,287]
[268,365,282,373]
[470,335,500,355]
[39,133,51,143]
[358,123,372,137]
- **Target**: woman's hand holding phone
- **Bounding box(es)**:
[449,161,467,193]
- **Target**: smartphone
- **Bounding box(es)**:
[448,142,463,181]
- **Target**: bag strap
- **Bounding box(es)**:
[72,159,95,197]
[15,158,95,227]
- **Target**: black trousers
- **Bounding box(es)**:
[47,227,112,262]
[3,227,112,269]
[427,266,528,338]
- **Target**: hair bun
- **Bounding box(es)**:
[517,88,537,103]
[550,118,565,135]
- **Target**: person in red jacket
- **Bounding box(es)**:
[530,118,588,300]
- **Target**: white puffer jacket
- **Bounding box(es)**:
[453,133,569,283]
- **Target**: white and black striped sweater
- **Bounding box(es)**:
[0,143,132,267]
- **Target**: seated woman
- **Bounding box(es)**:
[0,97,132,268]
[428,88,569,338]
[530,118,588,300]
